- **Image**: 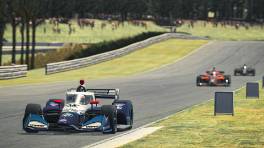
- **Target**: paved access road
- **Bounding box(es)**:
[0,41,264,148]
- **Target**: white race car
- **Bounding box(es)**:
[22,80,133,134]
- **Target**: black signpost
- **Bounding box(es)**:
[246,82,259,98]
[214,92,234,116]
[262,76,264,88]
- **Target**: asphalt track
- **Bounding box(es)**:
[1,41,264,148]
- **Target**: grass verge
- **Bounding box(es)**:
[177,21,264,41]
[122,82,264,147]
[2,55,21,64]
[0,39,207,86]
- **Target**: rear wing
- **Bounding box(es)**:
[206,71,225,74]
[86,89,119,100]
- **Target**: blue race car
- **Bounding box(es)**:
[22,81,133,134]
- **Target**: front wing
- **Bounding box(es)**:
[197,79,229,86]
[23,113,114,133]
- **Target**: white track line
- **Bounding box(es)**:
[85,127,163,148]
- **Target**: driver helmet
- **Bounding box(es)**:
[243,64,247,69]
[77,80,86,92]
[212,67,216,71]
[80,80,85,86]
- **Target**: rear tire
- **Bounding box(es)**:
[252,70,255,76]
[23,104,42,133]
[225,75,231,87]
[196,77,201,86]
[113,100,133,129]
[47,99,65,107]
[102,105,117,134]
[44,99,64,123]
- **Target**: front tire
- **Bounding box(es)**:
[102,105,117,134]
[234,71,237,76]
[23,104,42,133]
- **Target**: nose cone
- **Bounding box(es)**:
[58,112,80,126]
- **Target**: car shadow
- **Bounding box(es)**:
[17,130,104,136]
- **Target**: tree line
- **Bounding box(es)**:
[0,0,46,69]
[0,0,263,68]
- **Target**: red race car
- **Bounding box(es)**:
[196,68,231,87]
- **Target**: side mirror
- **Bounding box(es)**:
[53,99,63,103]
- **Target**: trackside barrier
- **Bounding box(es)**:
[262,76,264,88]
[0,65,28,80]
[45,33,207,75]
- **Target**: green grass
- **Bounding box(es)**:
[3,55,12,64]
[123,83,264,148]
[177,21,264,41]
[2,55,22,64]
[4,20,167,43]
[0,39,207,86]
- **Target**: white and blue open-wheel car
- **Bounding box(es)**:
[22,80,133,134]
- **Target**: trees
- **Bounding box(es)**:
[7,0,20,64]
[25,0,47,69]
[19,16,25,65]
[47,0,76,18]
[126,0,148,19]
[19,0,31,67]
[17,0,47,69]
[1,0,264,68]
[0,0,8,66]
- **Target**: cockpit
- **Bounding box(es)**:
[66,94,94,105]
